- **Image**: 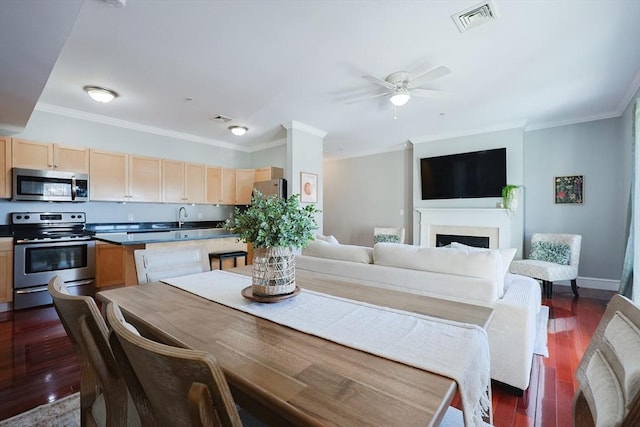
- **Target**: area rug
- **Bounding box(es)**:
[0,393,79,427]
[534,305,550,357]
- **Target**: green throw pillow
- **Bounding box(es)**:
[374,234,400,243]
[530,241,571,265]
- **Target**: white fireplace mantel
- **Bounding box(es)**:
[416,208,513,249]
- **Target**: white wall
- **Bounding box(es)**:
[524,118,624,286]
[411,128,525,254]
[324,147,412,246]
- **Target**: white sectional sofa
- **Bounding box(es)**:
[296,240,543,392]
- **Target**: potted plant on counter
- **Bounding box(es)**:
[224,191,320,296]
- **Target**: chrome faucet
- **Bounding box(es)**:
[178,206,188,228]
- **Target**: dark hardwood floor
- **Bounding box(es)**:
[0,285,615,425]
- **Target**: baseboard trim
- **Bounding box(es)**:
[552,276,619,292]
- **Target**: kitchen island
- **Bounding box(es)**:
[93,227,248,287]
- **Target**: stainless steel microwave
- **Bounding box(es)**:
[13,168,89,202]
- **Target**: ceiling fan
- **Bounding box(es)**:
[348,65,452,107]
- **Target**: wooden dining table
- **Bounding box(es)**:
[97,266,494,427]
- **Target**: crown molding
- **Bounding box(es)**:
[525,111,621,132]
[409,121,526,144]
[34,103,250,152]
[281,120,327,138]
[324,142,409,162]
[248,138,286,153]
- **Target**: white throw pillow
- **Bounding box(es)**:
[449,242,517,297]
[315,234,339,245]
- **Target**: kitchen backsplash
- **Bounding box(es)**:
[0,200,235,225]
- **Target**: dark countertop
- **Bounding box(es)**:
[86,220,224,233]
[93,228,239,245]
[0,225,11,238]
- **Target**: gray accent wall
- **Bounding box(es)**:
[323,148,413,246]
[524,118,624,282]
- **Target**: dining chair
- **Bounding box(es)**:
[509,233,581,298]
[48,276,144,427]
[573,294,640,426]
[134,244,211,284]
[106,301,244,427]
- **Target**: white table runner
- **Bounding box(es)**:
[161,270,491,426]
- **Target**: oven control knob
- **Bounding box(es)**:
[16,215,22,220]
[71,215,76,218]
[24,215,30,219]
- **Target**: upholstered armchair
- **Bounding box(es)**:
[509,233,582,299]
[373,227,405,244]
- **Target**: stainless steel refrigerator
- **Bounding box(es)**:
[254,178,287,199]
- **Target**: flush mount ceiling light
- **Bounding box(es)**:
[84,86,118,103]
[229,125,248,136]
[389,89,411,107]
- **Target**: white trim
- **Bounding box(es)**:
[552,276,619,292]
[616,68,640,115]
[35,103,250,152]
[281,120,327,138]
[525,112,621,132]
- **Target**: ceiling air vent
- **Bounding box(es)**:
[210,115,233,123]
[451,1,499,33]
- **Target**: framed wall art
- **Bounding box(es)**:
[300,172,318,203]
[554,175,584,204]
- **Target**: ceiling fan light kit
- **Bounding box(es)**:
[84,86,118,103]
[229,125,248,136]
[389,90,411,106]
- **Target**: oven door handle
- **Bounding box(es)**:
[15,279,94,294]
[71,175,76,201]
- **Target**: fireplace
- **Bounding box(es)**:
[436,234,489,248]
[416,208,513,249]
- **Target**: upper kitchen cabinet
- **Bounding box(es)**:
[254,166,284,182]
[162,160,205,204]
[128,155,162,202]
[0,137,11,198]
[206,166,236,205]
[90,150,162,202]
[236,169,254,205]
[12,138,89,173]
[90,149,128,201]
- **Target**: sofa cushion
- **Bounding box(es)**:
[373,243,502,287]
[530,241,571,265]
[302,240,373,263]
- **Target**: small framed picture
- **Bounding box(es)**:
[300,172,318,203]
[555,175,584,204]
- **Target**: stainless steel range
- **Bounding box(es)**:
[12,212,95,310]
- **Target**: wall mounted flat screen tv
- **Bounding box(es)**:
[420,148,506,200]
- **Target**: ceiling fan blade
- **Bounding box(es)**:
[345,91,393,104]
[411,88,449,99]
[362,75,397,90]
[409,66,452,87]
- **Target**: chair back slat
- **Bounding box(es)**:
[573,294,640,426]
[134,245,211,284]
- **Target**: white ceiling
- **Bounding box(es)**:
[2,0,640,159]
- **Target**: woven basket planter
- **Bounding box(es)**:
[251,246,296,296]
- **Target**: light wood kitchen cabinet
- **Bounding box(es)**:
[206,167,236,205]
[0,238,13,303]
[0,137,11,198]
[235,169,254,205]
[12,138,89,173]
[254,166,284,182]
[90,150,161,202]
[95,241,125,287]
[90,149,128,201]
[129,155,162,202]
[163,160,205,204]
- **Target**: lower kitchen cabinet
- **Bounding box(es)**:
[0,238,13,303]
[95,241,127,287]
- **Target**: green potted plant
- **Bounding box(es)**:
[501,184,521,211]
[224,191,320,296]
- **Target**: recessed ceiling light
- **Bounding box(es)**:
[229,125,248,136]
[84,86,118,103]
